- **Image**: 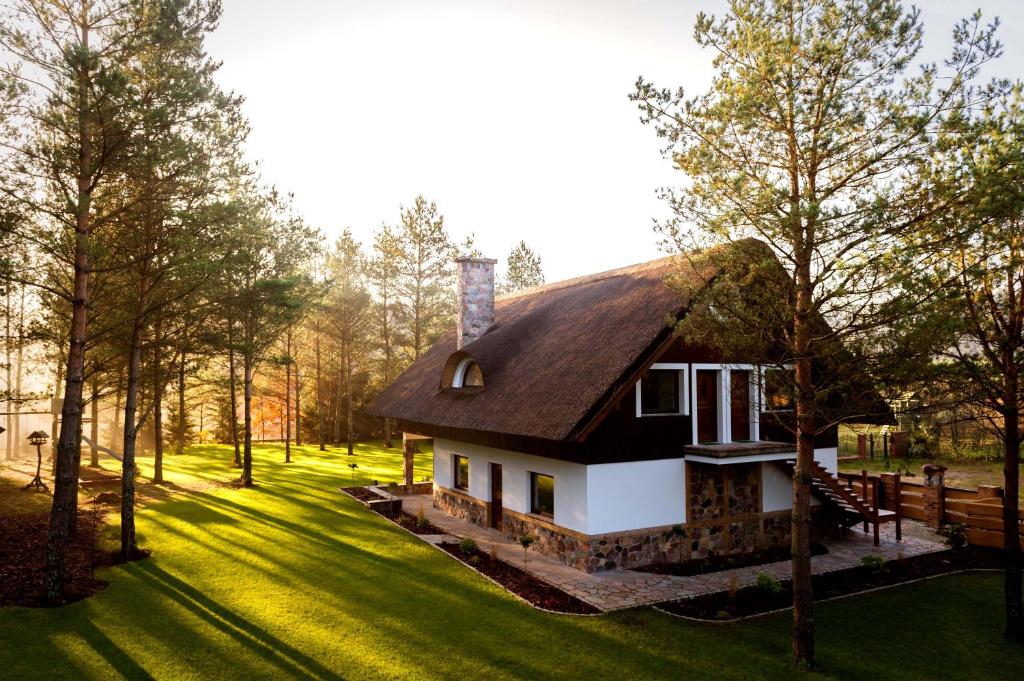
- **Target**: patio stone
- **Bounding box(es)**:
[400,493,947,612]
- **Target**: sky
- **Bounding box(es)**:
[205,1,1024,283]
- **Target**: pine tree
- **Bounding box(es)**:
[1,0,149,602]
[394,196,456,361]
[326,230,371,456]
[498,241,544,295]
[914,86,1024,641]
[632,1,1002,664]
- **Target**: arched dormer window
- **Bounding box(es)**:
[453,357,484,388]
[442,352,484,389]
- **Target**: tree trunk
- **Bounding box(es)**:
[1003,366,1023,642]
[50,357,62,466]
[5,276,12,460]
[790,252,815,667]
[111,368,122,450]
[120,321,144,561]
[285,326,291,463]
[346,355,354,456]
[295,364,301,447]
[316,318,325,451]
[383,298,393,449]
[334,369,343,446]
[152,323,164,485]
[43,13,92,603]
[228,321,241,467]
[176,354,186,455]
[89,372,99,467]
[13,282,24,458]
[241,349,254,487]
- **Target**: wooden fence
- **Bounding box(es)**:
[836,470,1024,549]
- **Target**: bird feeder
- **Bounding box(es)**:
[23,431,50,492]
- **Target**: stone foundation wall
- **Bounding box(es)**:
[433,487,488,526]
[433,477,827,574]
[501,510,591,571]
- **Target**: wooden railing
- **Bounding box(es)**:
[837,470,1024,549]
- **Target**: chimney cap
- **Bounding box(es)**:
[455,256,498,265]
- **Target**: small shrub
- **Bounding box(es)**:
[387,481,398,490]
[860,554,887,574]
[519,534,536,568]
[715,610,732,621]
[467,554,482,567]
[942,523,968,552]
[416,516,430,530]
[458,537,478,555]
[755,573,782,594]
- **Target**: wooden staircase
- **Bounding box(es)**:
[778,459,900,545]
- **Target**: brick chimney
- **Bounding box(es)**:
[456,256,497,349]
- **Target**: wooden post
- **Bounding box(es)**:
[403,441,414,486]
[894,473,902,542]
[872,480,880,546]
[862,469,869,533]
[857,433,867,459]
[937,478,945,528]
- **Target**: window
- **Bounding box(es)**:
[452,358,484,388]
[695,369,719,443]
[453,455,469,490]
[730,370,752,441]
[530,473,554,517]
[640,369,680,415]
[763,368,795,412]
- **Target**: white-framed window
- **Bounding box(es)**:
[530,472,554,517]
[452,357,483,388]
[690,363,761,444]
[635,363,689,417]
[453,454,469,490]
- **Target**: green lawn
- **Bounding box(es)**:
[1,442,1022,680]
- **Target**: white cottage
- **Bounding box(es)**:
[366,245,889,572]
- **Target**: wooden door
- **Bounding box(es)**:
[489,463,503,530]
[731,370,751,441]
[696,370,718,443]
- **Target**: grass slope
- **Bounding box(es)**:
[1,442,1021,680]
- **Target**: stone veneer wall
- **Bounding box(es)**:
[455,257,497,348]
[433,486,488,526]
[433,476,817,574]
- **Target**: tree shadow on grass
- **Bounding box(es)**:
[75,616,156,681]
[132,561,344,681]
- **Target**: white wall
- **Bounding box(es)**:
[586,459,686,534]
[432,438,839,534]
[761,446,838,513]
[433,439,589,534]
[761,462,794,512]
[814,447,838,474]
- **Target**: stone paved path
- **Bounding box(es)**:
[400,494,947,612]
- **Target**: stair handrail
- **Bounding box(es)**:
[808,461,873,517]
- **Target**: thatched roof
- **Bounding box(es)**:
[364,255,689,443]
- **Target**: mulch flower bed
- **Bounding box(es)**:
[636,542,829,577]
[394,511,447,535]
[438,541,599,615]
[656,547,1004,620]
[340,486,385,503]
[0,507,116,607]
